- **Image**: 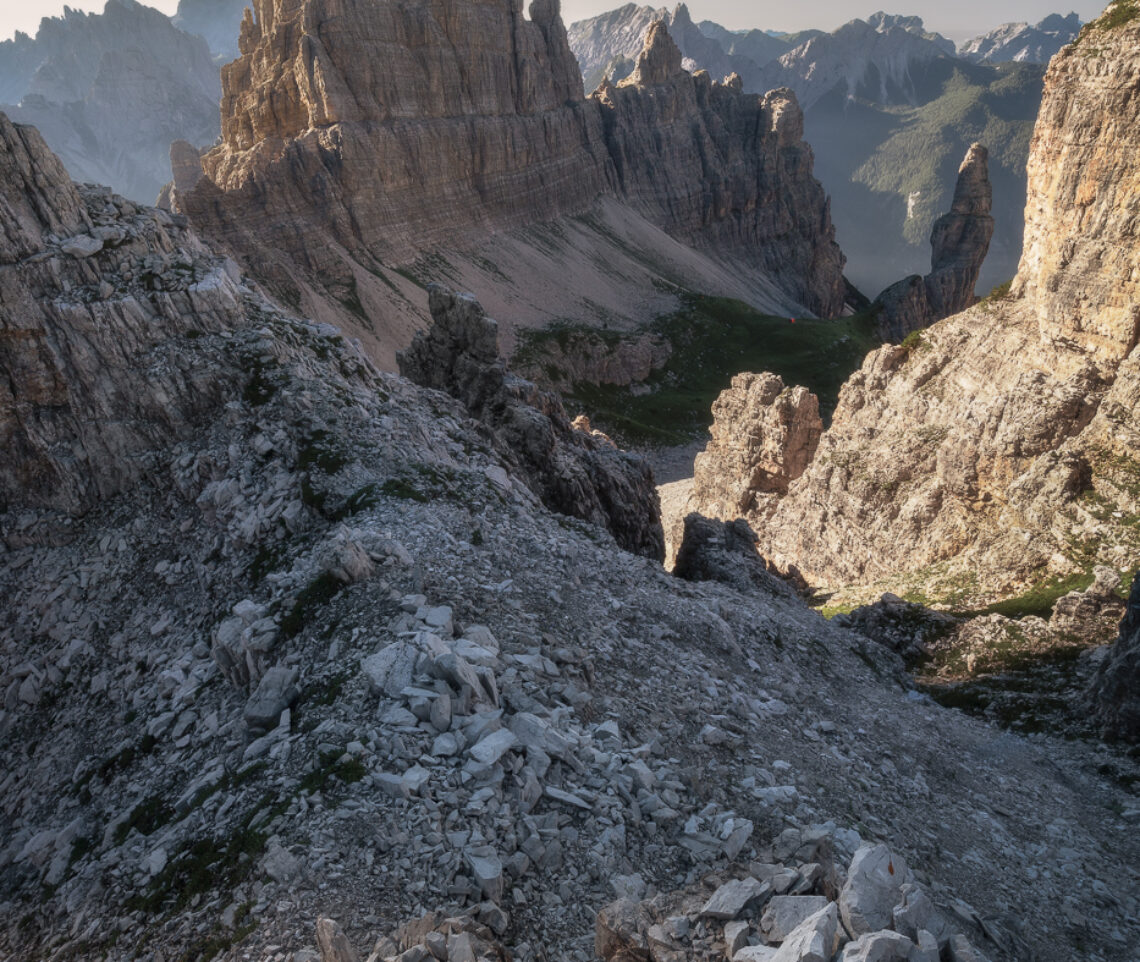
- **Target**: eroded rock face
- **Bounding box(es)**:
[691,372,823,518]
[0,112,250,515]
[177,2,846,364]
[1089,571,1140,742]
[398,286,665,561]
[875,143,993,341]
[595,30,846,316]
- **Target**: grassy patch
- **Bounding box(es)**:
[298,750,368,797]
[296,430,348,475]
[900,329,926,353]
[551,294,881,445]
[114,794,175,844]
[176,908,256,962]
[247,543,287,583]
[328,483,383,520]
[128,822,269,916]
[964,570,1095,620]
[97,732,158,782]
[281,572,345,639]
[379,478,428,503]
[242,358,277,407]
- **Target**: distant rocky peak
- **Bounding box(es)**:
[625,19,684,85]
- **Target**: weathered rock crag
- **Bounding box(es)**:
[176,0,846,364]
[874,143,994,341]
[692,372,823,518]
[0,112,249,515]
[398,286,665,561]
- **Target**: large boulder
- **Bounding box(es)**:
[839,844,911,936]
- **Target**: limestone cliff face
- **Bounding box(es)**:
[691,7,1140,601]
[875,143,994,341]
[594,25,846,316]
[0,112,249,515]
[177,1,847,364]
[1014,13,1140,366]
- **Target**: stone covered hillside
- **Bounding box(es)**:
[1,104,1138,962]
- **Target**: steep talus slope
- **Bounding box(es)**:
[175,0,846,367]
[1,113,1139,962]
[0,0,222,204]
[709,8,1140,602]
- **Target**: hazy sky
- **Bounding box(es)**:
[0,0,1107,43]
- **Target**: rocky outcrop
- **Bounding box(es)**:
[673,513,796,598]
[398,286,665,561]
[0,111,253,515]
[834,595,958,663]
[959,13,1083,64]
[691,372,823,519]
[0,0,222,204]
[1089,571,1140,741]
[875,144,994,340]
[688,7,1140,604]
[595,26,845,315]
[176,2,847,366]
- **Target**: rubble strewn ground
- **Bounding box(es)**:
[2,270,1139,961]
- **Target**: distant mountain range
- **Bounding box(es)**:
[959,12,1083,64]
[569,5,1079,296]
[0,0,222,204]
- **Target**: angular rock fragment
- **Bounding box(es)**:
[840,844,910,937]
[701,877,771,920]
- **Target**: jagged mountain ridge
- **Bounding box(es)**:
[173,0,846,369]
[568,2,790,92]
[0,0,222,204]
[1,104,1139,962]
[959,12,1083,64]
[685,5,1140,607]
[567,6,1042,297]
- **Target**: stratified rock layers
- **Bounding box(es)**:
[177,0,846,359]
[704,12,1140,597]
